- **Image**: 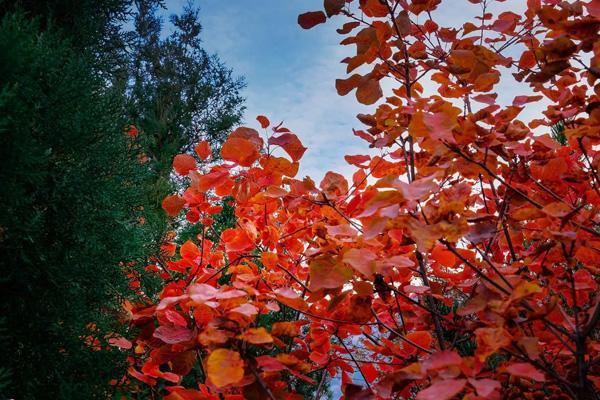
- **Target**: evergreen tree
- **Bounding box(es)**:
[0,0,133,78]
[0,2,245,398]
[0,14,151,399]
[122,2,244,253]
[0,14,162,399]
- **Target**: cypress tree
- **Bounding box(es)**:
[0,13,150,399]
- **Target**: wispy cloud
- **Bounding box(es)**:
[171,0,553,183]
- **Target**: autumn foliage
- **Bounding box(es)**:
[119,1,600,399]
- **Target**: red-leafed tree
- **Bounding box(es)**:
[116,1,600,399]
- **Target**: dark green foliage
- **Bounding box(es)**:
[121,2,245,269]
[551,121,567,146]
[124,3,245,167]
[0,1,244,398]
[0,0,134,78]
[0,14,151,399]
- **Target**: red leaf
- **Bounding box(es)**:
[180,240,200,261]
[165,310,188,327]
[268,133,307,161]
[416,379,467,400]
[153,325,194,344]
[468,378,501,397]
[406,331,433,350]
[324,0,345,17]
[256,115,270,128]
[345,154,371,167]
[337,21,360,34]
[108,336,132,349]
[423,350,462,371]
[512,95,543,106]
[298,11,327,29]
[431,245,456,267]
[506,362,546,382]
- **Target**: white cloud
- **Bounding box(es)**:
[182,0,554,183]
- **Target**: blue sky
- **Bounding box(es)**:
[163,0,543,183]
[161,0,373,182]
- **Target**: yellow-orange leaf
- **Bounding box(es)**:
[271,321,300,337]
[206,349,244,388]
[238,327,273,344]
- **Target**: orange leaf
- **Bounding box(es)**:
[261,156,299,177]
[221,228,254,252]
[475,327,512,362]
[309,256,353,290]
[180,240,200,261]
[261,252,278,269]
[345,154,371,167]
[238,327,273,344]
[413,102,461,141]
[343,248,377,278]
[194,141,212,160]
[173,154,197,176]
[360,0,389,17]
[320,171,349,198]
[271,322,300,337]
[221,137,260,167]
[206,349,245,388]
[230,126,264,147]
[162,195,186,217]
[336,74,362,96]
